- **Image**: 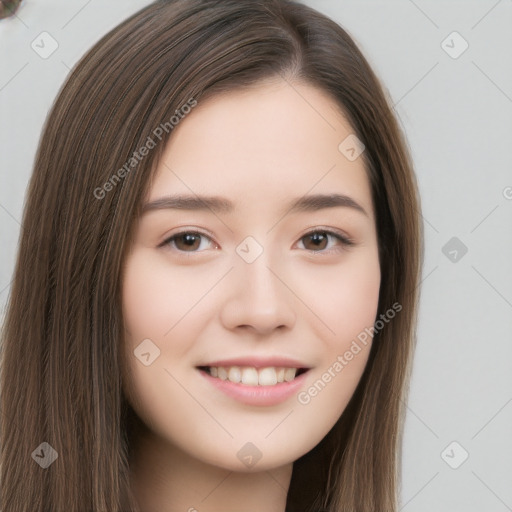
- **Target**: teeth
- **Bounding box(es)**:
[205,366,300,386]
[284,367,297,382]
[228,366,241,383]
[258,367,277,386]
[241,367,259,386]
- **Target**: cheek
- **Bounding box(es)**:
[122,249,209,343]
[292,249,380,421]
[120,250,192,404]
[122,250,168,339]
[120,250,203,431]
[297,248,381,345]
[333,258,381,338]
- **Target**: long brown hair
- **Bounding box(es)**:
[0,1,423,510]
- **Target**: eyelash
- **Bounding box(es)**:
[159,228,355,257]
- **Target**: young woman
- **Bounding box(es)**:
[0,1,423,510]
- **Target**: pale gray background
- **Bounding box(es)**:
[1,1,511,510]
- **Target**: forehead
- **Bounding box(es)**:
[147,79,374,221]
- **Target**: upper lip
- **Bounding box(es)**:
[197,356,310,369]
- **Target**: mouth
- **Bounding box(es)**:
[197,365,310,386]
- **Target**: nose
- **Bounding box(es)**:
[219,253,296,336]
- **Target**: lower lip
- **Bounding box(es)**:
[198,369,309,406]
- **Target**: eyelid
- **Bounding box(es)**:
[158,228,217,251]
[159,226,355,255]
[299,226,354,245]
[296,227,355,254]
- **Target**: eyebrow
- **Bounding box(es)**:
[142,193,368,217]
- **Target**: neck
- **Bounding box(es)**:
[129,423,293,512]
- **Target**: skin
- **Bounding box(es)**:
[121,78,381,512]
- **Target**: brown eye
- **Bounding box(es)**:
[169,233,202,251]
[299,230,354,253]
[176,233,202,251]
[160,231,215,254]
[302,232,329,251]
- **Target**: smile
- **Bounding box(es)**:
[197,364,311,406]
[198,365,309,386]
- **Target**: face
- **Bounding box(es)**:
[121,78,381,473]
